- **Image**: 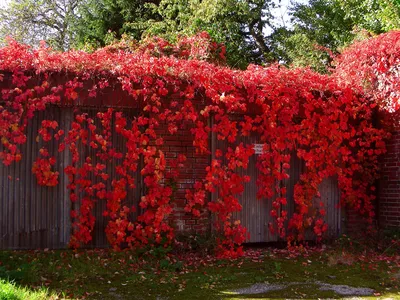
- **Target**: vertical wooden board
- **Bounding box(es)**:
[59,108,72,246]
[212,119,278,243]
[50,107,63,248]
[234,147,269,243]
[283,152,305,228]
[17,115,27,248]
[38,107,65,249]
[8,146,15,247]
[74,108,101,248]
[0,106,67,249]
[303,176,341,241]
[233,136,278,243]
[0,139,8,248]
[72,108,140,248]
[33,110,40,244]
[0,147,4,248]
[1,105,140,250]
[318,176,341,238]
[210,113,342,243]
[22,113,32,249]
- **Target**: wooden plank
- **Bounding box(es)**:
[60,107,72,247]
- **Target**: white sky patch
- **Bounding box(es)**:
[0,0,9,8]
[272,0,309,28]
[261,0,308,36]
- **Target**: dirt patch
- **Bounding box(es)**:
[316,281,374,296]
[231,283,285,294]
[230,281,375,296]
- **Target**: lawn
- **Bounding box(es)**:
[0,244,399,299]
[0,279,59,300]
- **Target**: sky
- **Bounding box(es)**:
[272,0,309,27]
[0,0,8,8]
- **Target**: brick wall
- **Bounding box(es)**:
[151,95,211,234]
[379,129,400,229]
[161,123,211,234]
[344,207,372,236]
[345,129,400,234]
[157,123,400,237]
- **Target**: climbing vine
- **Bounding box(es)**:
[0,32,397,257]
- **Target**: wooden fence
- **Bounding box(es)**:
[0,106,141,249]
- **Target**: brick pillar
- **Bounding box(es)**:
[379,129,400,229]
[156,120,211,235]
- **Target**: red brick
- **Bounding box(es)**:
[379,129,400,229]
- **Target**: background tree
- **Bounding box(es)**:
[289,0,354,71]
[337,0,400,32]
[73,0,161,49]
[0,0,87,50]
[275,0,400,72]
[75,0,284,68]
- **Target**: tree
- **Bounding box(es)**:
[142,0,280,67]
[270,0,356,72]
[275,0,400,72]
[337,0,400,32]
[75,0,283,68]
[0,0,86,50]
[73,0,161,49]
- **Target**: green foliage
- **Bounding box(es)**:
[277,0,400,72]
[333,230,400,255]
[334,234,363,251]
[73,0,158,49]
[75,0,283,68]
[273,0,355,72]
[0,0,87,50]
[0,279,54,300]
[135,239,173,259]
[279,32,333,73]
[292,0,355,48]
[147,245,173,259]
[139,0,278,67]
[337,0,400,33]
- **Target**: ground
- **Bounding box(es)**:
[0,243,399,300]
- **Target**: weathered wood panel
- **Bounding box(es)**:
[212,119,342,243]
[232,135,279,243]
[317,176,341,238]
[75,108,140,248]
[0,106,140,249]
[0,107,70,249]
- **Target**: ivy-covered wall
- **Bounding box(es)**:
[379,129,400,229]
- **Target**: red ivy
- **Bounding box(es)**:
[0,32,398,257]
[32,148,59,187]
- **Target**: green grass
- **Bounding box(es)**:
[0,279,57,300]
[0,248,398,299]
